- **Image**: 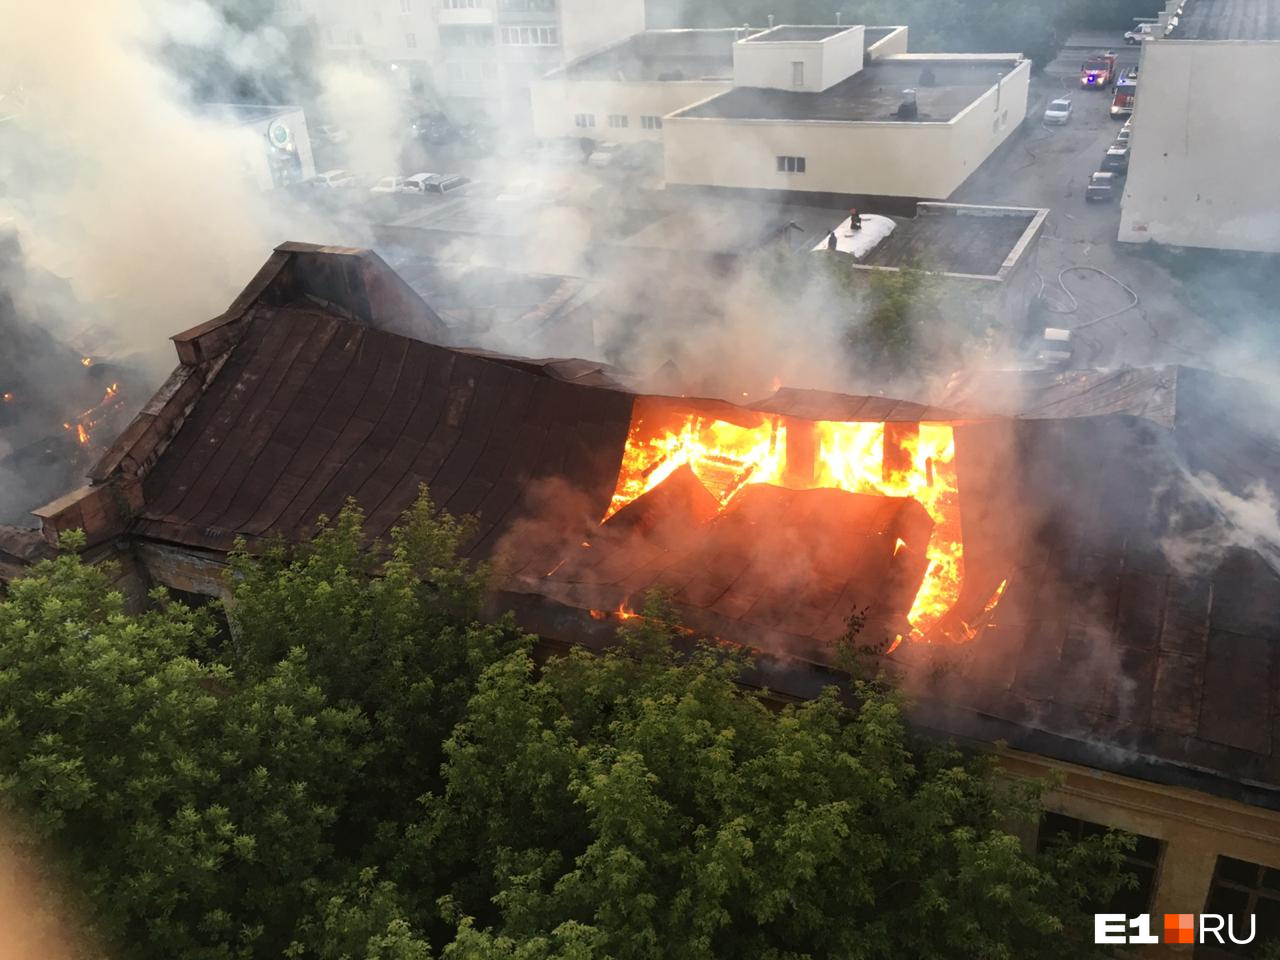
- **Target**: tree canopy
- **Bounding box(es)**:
[0,494,1134,959]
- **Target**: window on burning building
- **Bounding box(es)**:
[776,155,805,174]
[1036,812,1162,917]
[641,115,662,129]
[574,113,595,128]
[1198,856,1280,958]
[608,114,628,129]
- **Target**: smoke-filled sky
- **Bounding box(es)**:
[0,0,407,373]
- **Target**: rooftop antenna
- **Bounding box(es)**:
[768,14,775,28]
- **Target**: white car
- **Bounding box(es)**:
[1124,23,1155,43]
[311,169,357,188]
[1043,98,1073,125]
[587,141,621,168]
[371,176,408,194]
[403,172,470,195]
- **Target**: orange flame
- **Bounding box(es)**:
[80,357,93,367]
[2,392,12,403]
[606,411,965,643]
[76,424,90,445]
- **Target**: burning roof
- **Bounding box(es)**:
[29,243,1280,810]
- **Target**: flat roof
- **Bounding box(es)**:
[674,58,1022,123]
[563,29,739,82]
[1170,0,1280,40]
[560,27,902,82]
[616,199,845,254]
[860,205,1039,275]
[744,25,851,42]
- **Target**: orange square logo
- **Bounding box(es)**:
[1165,914,1195,944]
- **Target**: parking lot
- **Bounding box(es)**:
[952,34,1220,370]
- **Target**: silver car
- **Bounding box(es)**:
[1043,98,1073,125]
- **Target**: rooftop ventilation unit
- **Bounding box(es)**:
[896,88,919,120]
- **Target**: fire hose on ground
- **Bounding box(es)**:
[1034,265,1142,362]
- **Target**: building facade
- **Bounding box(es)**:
[530,25,909,144]
[1117,0,1280,253]
[662,37,1030,201]
[286,0,645,118]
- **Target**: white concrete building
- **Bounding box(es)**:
[286,0,645,118]
[1118,0,1280,253]
[531,26,908,143]
[662,26,1029,201]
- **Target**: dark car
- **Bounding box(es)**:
[411,112,455,145]
[1086,171,1117,201]
[1101,146,1130,174]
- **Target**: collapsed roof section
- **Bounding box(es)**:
[25,244,1280,811]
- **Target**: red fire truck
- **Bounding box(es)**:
[1110,75,1137,117]
[1080,51,1117,88]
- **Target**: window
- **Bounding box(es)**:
[499,0,555,9]
[1200,856,1280,957]
[442,0,484,6]
[400,0,412,11]
[406,32,417,48]
[574,113,595,128]
[1036,813,1162,917]
[641,115,662,130]
[791,61,804,87]
[441,25,494,46]
[776,155,806,174]
[500,25,558,45]
[607,114,628,129]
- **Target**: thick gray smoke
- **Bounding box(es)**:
[0,0,406,371]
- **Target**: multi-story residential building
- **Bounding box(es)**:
[284,0,645,120]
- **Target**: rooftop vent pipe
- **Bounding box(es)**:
[768,14,775,27]
[896,88,918,120]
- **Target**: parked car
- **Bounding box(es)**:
[370,175,408,194]
[1124,23,1156,43]
[1115,126,1132,146]
[1086,171,1117,201]
[316,123,349,145]
[587,141,622,168]
[1037,327,1075,366]
[1101,145,1130,174]
[310,169,357,188]
[402,172,471,195]
[1043,98,1073,125]
[411,112,455,145]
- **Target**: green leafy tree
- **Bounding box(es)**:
[416,596,1131,959]
[1,499,1134,960]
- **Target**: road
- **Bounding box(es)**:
[952,37,1217,370]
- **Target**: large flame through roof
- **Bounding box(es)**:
[605,407,964,642]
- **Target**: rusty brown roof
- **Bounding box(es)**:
[132,305,634,555]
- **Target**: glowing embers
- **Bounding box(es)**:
[605,400,968,642]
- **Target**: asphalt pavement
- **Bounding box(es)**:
[952,38,1218,370]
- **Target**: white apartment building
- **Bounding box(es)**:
[284,0,645,118]
[1118,0,1280,253]
[531,26,908,142]
[531,23,1028,201]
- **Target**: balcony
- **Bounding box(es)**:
[437,3,494,25]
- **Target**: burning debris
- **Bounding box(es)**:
[597,398,968,643]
